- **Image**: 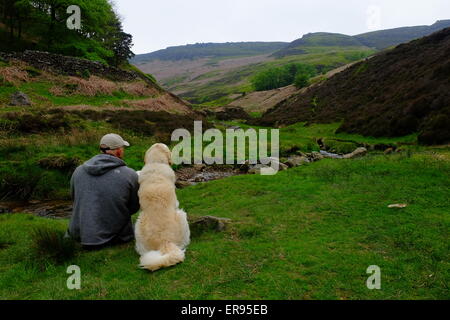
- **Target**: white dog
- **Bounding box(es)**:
[134,143,190,271]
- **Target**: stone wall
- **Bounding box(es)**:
[0,50,138,81]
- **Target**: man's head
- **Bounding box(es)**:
[100,133,130,159]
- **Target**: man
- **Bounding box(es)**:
[68,133,140,249]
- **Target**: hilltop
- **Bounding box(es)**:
[272,32,370,58]
[252,28,450,145]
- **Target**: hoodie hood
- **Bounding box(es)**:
[82,154,126,176]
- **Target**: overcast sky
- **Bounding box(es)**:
[113,0,450,54]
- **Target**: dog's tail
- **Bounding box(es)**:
[139,242,185,272]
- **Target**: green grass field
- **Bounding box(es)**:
[1,148,449,299]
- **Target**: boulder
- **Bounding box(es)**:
[285,156,310,167]
[343,147,368,159]
[384,147,394,155]
[248,161,288,174]
[189,216,231,236]
[308,152,325,162]
[10,91,31,106]
[193,164,206,171]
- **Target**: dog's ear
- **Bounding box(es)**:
[166,148,173,166]
[144,148,152,165]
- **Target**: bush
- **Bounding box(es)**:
[294,73,310,89]
[30,227,78,265]
[38,155,81,173]
[81,69,91,79]
[1,112,75,134]
[0,164,44,201]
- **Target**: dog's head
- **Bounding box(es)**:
[144,143,173,166]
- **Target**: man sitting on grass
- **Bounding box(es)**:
[67,133,140,250]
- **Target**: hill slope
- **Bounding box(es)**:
[132,20,450,106]
[252,28,450,145]
[355,19,450,50]
[0,50,193,114]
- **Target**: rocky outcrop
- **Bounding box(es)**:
[9,91,31,106]
[0,50,139,82]
[342,147,368,159]
[285,155,310,167]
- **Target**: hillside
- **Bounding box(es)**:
[0,51,193,114]
[133,42,373,106]
[227,62,358,114]
[132,20,449,106]
[252,28,450,145]
[355,19,450,50]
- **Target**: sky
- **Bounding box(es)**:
[113,0,450,54]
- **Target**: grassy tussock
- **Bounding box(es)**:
[30,227,78,265]
[0,65,29,84]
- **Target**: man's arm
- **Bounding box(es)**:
[128,172,140,215]
[70,171,75,200]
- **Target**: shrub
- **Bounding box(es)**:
[81,69,91,79]
[1,112,74,134]
[294,73,310,89]
[30,227,78,265]
[38,155,81,173]
[0,164,43,201]
[24,66,42,77]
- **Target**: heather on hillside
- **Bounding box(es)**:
[254,28,450,145]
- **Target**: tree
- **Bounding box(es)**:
[251,63,317,91]
[294,73,310,89]
[0,0,134,66]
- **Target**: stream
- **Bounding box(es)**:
[0,150,344,219]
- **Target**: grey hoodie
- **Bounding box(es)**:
[68,154,140,246]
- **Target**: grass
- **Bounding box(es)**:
[0,120,422,202]
[0,150,448,299]
[0,80,155,109]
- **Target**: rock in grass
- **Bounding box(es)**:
[10,91,31,106]
[285,156,310,168]
[248,161,288,174]
[342,147,368,159]
[308,152,325,162]
[388,203,408,208]
[189,216,231,235]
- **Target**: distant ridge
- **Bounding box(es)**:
[355,19,450,49]
[273,20,450,58]
[131,42,288,63]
